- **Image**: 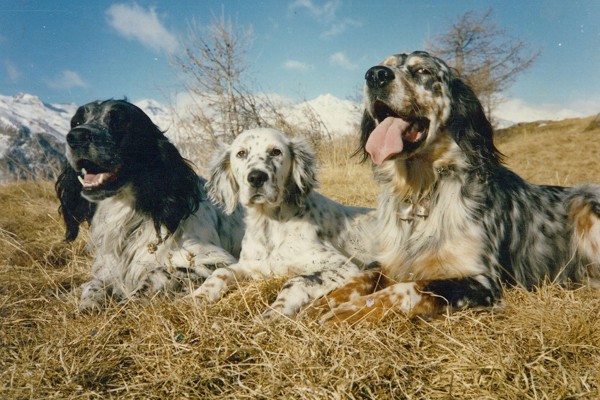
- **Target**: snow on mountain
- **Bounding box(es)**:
[0,94,179,141]
[0,93,77,141]
[134,99,177,133]
[0,93,76,182]
[159,92,362,140]
[0,91,361,182]
[285,94,361,136]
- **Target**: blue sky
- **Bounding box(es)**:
[1,0,599,122]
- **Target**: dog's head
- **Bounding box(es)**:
[359,51,500,168]
[56,99,201,241]
[207,128,317,214]
[64,99,156,201]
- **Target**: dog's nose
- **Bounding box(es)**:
[66,128,92,148]
[365,66,394,88]
[247,170,269,189]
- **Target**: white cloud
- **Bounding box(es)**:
[45,70,87,90]
[4,59,22,83]
[322,18,361,37]
[290,0,360,37]
[329,51,357,70]
[289,0,339,22]
[106,3,178,54]
[492,97,600,124]
[283,60,314,72]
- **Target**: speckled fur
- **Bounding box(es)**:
[192,128,376,317]
[317,51,600,324]
[55,100,244,311]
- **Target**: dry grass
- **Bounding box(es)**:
[495,116,600,186]
[2,118,600,399]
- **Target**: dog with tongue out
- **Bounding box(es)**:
[311,51,600,326]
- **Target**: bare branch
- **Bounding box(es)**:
[426,7,541,119]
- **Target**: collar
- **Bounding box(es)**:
[397,165,456,221]
[398,197,430,221]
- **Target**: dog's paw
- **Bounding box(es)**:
[78,281,107,313]
[78,296,104,313]
[188,267,234,304]
[188,280,226,304]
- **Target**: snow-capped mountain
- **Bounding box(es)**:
[0,92,362,183]
[134,99,177,133]
[0,93,77,141]
[283,94,361,137]
[0,93,79,182]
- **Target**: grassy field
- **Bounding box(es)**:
[1,116,599,399]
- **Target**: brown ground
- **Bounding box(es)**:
[1,116,599,399]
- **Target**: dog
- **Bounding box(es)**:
[313,51,600,324]
[55,99,244,311]
[190,128,376,317]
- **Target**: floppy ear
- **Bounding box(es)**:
[55,164,96,242]
[206,145,239,214]
[355,109,376,162]
[285,136,317,207]
[447,75,503,170]
[134,132,203,236]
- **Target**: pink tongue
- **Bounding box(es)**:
[84,172,111,185]
[365,117,410,165]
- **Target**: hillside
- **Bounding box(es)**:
[1,116,599,399]
[495,115,600,186]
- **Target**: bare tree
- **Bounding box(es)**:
[427,8,541,118]
[173,12,261,141]
[170,11,337,167]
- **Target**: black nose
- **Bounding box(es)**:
[66,128,92,148]
[365,66,394,88]
[247,170,269,189]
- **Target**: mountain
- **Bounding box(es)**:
[283,94,361,137]
[0,93,76,141]
[0,93,78,183]
[0,90,523,183]
[134,99,177,133]
[0,92,362,182]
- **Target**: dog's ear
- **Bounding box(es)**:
[355,110,376,162]
[447,75,503,169]
[134,132,203,236]
[206,145,238,214]
[285,136,317,207]
[55,164,96,242]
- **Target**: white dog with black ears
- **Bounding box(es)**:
[191,128,376,317]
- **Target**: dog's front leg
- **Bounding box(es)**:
[262,252,362,318]
[167,242,238,287]
[189,262,257,303]
[304,264,386,317]
[320,274,500,324]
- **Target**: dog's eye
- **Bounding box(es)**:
[71,107,86,128]
[236,150,247,159]
[270,148,282,157]
[415,67,431,75]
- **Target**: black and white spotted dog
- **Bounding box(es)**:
[56,99,244,311]
[191,128,376,317]
[313,51,600,323]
